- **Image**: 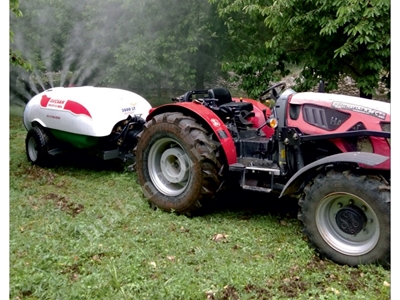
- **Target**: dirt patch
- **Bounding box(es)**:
[207,285,240,300]
[44,193,84,217]
[61,263,80,281]
[279,276,309,298]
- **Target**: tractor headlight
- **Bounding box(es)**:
[267,117,278,128]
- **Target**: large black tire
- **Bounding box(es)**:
[25,126,51,167]
[298,169,390,266]
[135,112,224,215]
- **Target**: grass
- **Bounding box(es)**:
[9,105,391,299]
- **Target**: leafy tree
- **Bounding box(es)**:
[10,0,83,100]
[10,0,228,104]
[10,0,34,103]
[206,0,285,98]
[210,0,390,99]
[9,0,32,71]
[10,0,95,90]
[104,0,227,97]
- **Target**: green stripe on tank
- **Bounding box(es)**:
[50,129,99,148]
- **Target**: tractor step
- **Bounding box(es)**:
[229,158,281,193]
[229,158,280,175]
[48,148,67,156]
[97,149,119,160]
[242,185,272,193]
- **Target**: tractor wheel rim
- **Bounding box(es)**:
[27,137,38,161]
[316,192,380,256]
[148,137,190,196]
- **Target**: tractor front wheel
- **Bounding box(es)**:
[299,169,390,266]
[135,112,223,216]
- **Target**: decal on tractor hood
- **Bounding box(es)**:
[331,101,386,120]
[40,95,92,118]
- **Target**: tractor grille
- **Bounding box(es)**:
[302,105,350,130]
[303,106,328,129]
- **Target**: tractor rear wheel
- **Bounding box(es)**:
[298,169,390,266]
[25,126,51,167]
[135,112,224,216]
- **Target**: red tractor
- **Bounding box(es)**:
[23,83,390,267]
[134,83,390,267]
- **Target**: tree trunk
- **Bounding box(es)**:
[10,69,18,95]
[194,45,209,89]
[157,74,162,99]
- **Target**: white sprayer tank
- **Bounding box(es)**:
[23,86,152,137]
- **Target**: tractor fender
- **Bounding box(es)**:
[279,152,389,198]
[146,102,237,164]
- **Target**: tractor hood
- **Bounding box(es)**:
[290,92,390,121]
[23,86,152,137]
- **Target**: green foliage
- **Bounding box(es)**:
[102,0,227,92]
[9,108,391,299]
[10,0,228,102]
[10,0,390,101]
[11,0,94,81]
[210,0,390,98]
[9,0,32,71]
[10,0,22,17]
[10,50,33,72]
[208,0,286,98]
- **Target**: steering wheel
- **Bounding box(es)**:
[259,82,287,101]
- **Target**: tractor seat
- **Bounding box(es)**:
[208,88,253,112]
[219,101,255,127]
[208,88,233,106]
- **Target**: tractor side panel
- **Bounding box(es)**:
[286,93,390,169]
[146,103,237,164]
